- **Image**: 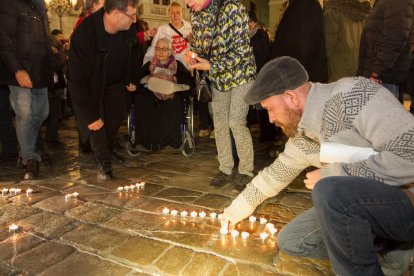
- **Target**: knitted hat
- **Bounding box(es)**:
[244,56,309,105]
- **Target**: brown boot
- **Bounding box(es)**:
[23,159,39,180]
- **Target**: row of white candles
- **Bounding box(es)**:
[117,182,146,192]
[2,188,33,197]
[161,208,277,241]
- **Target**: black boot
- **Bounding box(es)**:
[97,160,113,180]
[23,159,39,180]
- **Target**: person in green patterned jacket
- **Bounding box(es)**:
[183,0,257,190]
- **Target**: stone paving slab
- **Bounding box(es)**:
[0,203,41,222]
[61,224,129,253]
[65,202,123,224]
[103,210,167,233]
[39,252,133,276]
[34,195,83,214]
[181,252,228,275]
[153,187,202,203]
[193,193,233,210]
[0,233,43,262]
[109,236,171,267]
[18,211,79,239]
[6,241,75,274]
[223,263,282,276]
[153,246,194,275]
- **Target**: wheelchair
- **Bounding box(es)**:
[125,77,195,157]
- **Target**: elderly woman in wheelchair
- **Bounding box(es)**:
[128,38,194,154]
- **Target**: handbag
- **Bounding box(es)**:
[195,0,223,103]
[196,70,212,103]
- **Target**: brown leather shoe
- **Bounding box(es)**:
[23,159,39,180]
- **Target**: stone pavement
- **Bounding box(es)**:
[0,118,333,276]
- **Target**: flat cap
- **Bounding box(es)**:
[244,56,309,105]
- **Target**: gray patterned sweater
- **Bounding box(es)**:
[224,77,414,224]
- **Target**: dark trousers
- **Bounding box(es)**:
[0,86,18,153]
[197,101,213,130]
[90,84,126,162]
[45,89,64,142]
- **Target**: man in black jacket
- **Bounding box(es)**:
[357,0,414,100]
[68,0,142,180]
[271,0,328,83]
[0,0,52,180]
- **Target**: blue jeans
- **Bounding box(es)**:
[279,176,414,276]
[9,86,48,163]
[382,83,399,99]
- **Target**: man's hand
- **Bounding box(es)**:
[126,83,136,92]
[88,118,104,131]
[220,213,236,231]
[304,169,321,190]
[15,70,32,88]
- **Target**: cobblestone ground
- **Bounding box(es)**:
[0,118,333,276]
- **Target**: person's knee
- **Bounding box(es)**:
[312,177,345,206]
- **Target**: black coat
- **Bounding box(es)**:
[250,28,272,72]
[0,0,52,88]
[68,9,143,143]
[357,0,414,85]
[272,0,328,82]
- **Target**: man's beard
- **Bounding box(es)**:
[277,107,302,138]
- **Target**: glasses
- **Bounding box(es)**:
[119,10,137,21]
[155,47,171,53]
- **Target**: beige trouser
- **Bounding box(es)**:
[211,82,254,176]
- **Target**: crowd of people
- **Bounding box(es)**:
[0,0,413,275]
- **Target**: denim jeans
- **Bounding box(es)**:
[9,85,48,163]
[278,176,414,276]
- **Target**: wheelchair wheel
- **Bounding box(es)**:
[126,141,141,157]
[181,130,195,157]
[186,97,194,138]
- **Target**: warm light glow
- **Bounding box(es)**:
[171,210,178,216]
[72,192,79,198]
[260,232,269,241]
[9,224,19,232]
[231,229,239,237]
[210,212,217,219]
[190,211,197,218]
[220,227,228,235]
[241,231,249,240]
[117,187,123,191]
[180,210,188,217]
[259,218,268,224]
[162,208,170,215]
[199,211,206,219]
[249,216,256,223]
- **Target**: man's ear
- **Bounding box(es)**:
[283,90,300,107]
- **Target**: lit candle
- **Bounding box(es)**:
[2,188,8,196]
[260,218,268,224]
[260,232,269,241]
[15,188,21,194]
[162,208,170,215]
[241,231,249,240]
[117,187,123,191]
[199,211,206,219]
[181,210,188,217]
[210,212,217,219]
[26,188,33,197]
[191,52,196,59]
[124,186,130,191]
[218,213,223,220]
[171,210,178,216]
[231,229,239,237]
[220,227,228,235]
[9,188,16,195]
[249,216,256,223]
[72,192,79,198]
[139,182,146,189]
[65,194,72,200]
[266,223,274,229]
[190,211,198,218]
[129,185,135,190]
[135,183,140,188]
[9,224,19,232]
[268,226,278,235]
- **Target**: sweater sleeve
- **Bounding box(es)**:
[223,137,316,224]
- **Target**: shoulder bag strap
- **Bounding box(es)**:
[168,23,190,43]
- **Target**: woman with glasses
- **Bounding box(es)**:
[132,38,193,151]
